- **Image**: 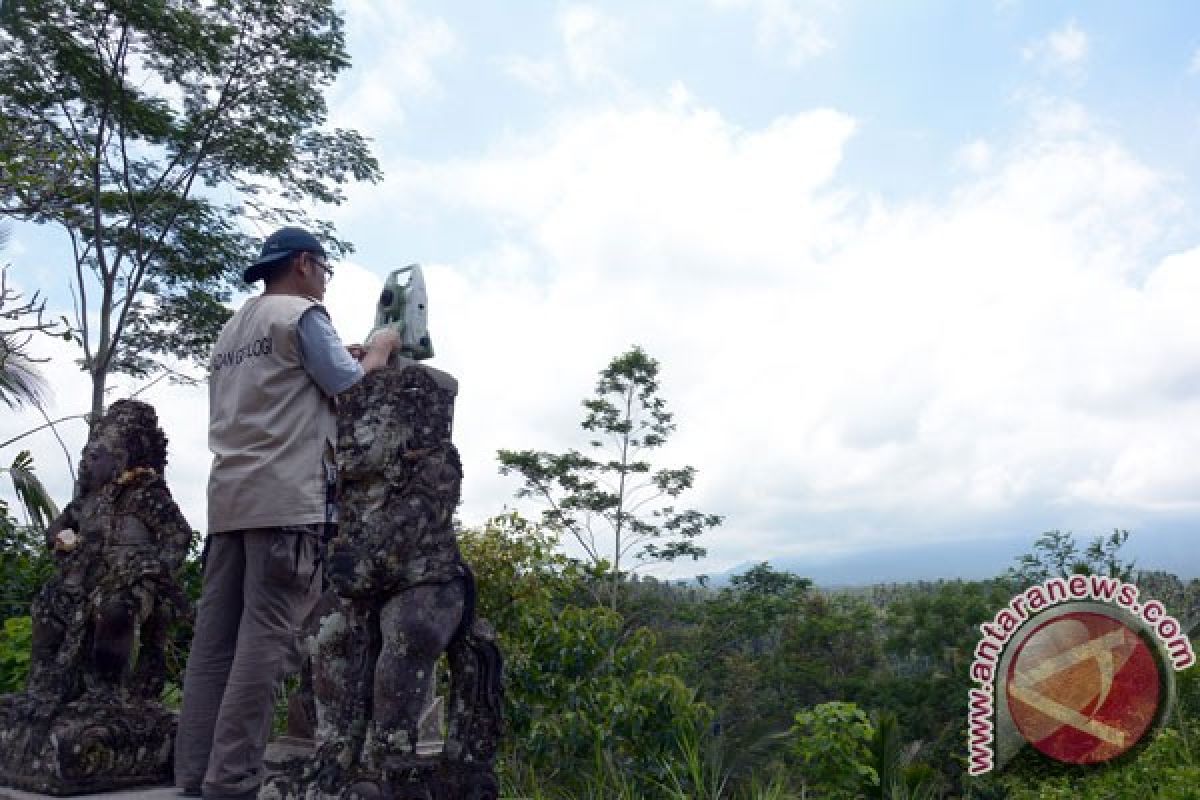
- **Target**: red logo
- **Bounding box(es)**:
[1005,611,1162,764]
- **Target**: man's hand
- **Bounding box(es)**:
[361,328,401,373]
[347,344,366,361]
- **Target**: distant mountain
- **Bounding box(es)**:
[700,526,1198,588]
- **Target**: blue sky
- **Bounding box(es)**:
[4,1,1200,584]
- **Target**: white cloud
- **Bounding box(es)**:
[559,5,624,85]
[756,0,833,66]
[1190,48,1200,75]
[1023,20,1089,75]
[955,138,993,172]
[1024,94,1092,136]
[712,0,833,66]
[1,233,26,258]
[336,90,1197,576]
[500,5,626,95]
[328,0,458,140]
[501,55,562,94]
[1047,21,1088,64]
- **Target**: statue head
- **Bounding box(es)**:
[78,399,168,493]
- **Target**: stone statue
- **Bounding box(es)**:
[264,364,502,800]
[0,399,194,794]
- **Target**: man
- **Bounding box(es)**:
[176,227,400,800]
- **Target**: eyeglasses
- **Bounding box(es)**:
[307,252,333,280]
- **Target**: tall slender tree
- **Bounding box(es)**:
[0,0,381,416]
[498,346,722,611]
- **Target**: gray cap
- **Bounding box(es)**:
[244,227,326,283]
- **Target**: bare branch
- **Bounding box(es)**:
[32,396,77,484]
[0,413,89,451]
[126,361,202,396]
[528,478,598,561]
[624,489,665,516]
[67,231,93,365]
[126,372,168,399]
[0,267,64,344]
[582,514,600,563]
[618,533,649,561]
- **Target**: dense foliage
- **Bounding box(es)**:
[459,514,714,796]
[2,499,1195,798]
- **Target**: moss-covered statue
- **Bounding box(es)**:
[263,364,503,800]
[0,399,194,795]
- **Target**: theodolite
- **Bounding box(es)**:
[367,264,434,363]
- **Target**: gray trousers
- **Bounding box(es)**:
[175,527,321,798]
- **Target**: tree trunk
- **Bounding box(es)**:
[88,361,107,423]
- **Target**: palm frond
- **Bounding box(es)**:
[5,450,59,530]
[0,334,50,409]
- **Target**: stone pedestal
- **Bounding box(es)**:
[0,784,181,800]
[0,693,175,795]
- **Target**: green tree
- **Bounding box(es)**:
[682,565,886,779]
[498,346,722,611]
[878,579,1012,790]
[457,513,712,796]
[507,604,712,794]
[0,616,32,693]
[1134,570,1200,626]
[789,702,878,800]
[688,564,811,653]
[681,565,814,778]
[0,518,52,621]
[867,711,941,800]
[775,592,882,709]
[457,511,596,642]
[0,0,381,417]
[1008,529,1136,585]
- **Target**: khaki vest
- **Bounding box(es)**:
[207,294,336,533]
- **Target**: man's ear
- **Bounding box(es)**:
[264,257,297,286]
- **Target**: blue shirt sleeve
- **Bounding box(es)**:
[297,306,364,397]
